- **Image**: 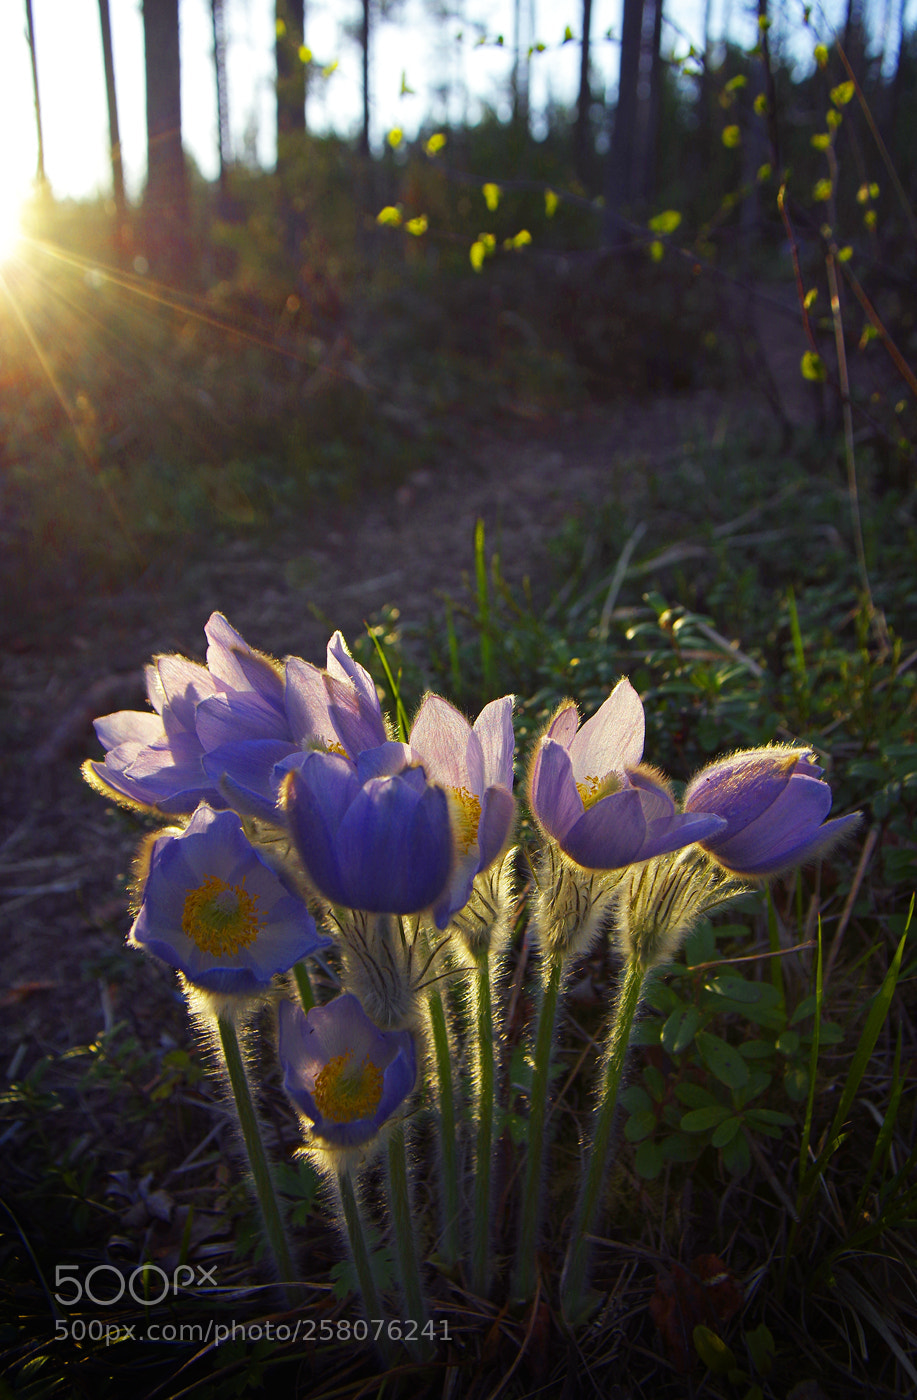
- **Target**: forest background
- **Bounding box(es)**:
[1,0,916,1398]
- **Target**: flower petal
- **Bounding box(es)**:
[568,677,645,781]
[473,694,515,790]
[529,737,584,841]
[410,693,478,790]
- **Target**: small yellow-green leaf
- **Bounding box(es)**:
[298,45,312,64]
[826,107,842,128]
[275,18,286,37]
[649,239,665,262]
[563,25,575,42]
[837,244,853,262]
[803,287,818,310]
[425,132,446,156]
[813,178,832,202]
[376,205,402,227]
[481,233,496,251]
[405,215,428,236]
[322,60,338,76]
[722,125,741,148]
[387,127,403,149]
[744,1322,776,1377]
[856,182,870,203]
[864,208,877,230]
[757,162,772,183]
[483,182,501,211]
[831,80,855,106]
[869,181,880,198]
[814,43,829,68]
[811,132,831,150]
[725,74,747,92]
[469,240,487,271]
[545,188,558,218]
[801,351,826,382]
[694,1325,737,1374]
[754,92,768,115]
[758,13,771,27]
[649,208,681,235]
[858,323,878,349]
[399,71,415,96]
[511,228,532,248]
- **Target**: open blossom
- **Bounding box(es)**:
[129,804,331,994]
[278,994,417,1149]
[84,614,288,814]
[283,751,454,914]
[85,619,390,823]
[529,679,726,870]
[683,747,861,877]
[408,693,516,927]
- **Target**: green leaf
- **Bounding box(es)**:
[662,1004,703,1054]
[695,1031,749,1090]
[625,1109,658,1142]
[801,351,827,381]
[675,1081,720,1109]
[711,1116,743,1148]
[643,1064,667,1102]
[694,1324,737,1373]
[745,1322,776,1376]
[776,1030,800,1056]
[620,1085,652,1115]
[648,209,682,235]
[721,1127,752,1175]
[784,1064,810,1101]
[681,1104,733,1133]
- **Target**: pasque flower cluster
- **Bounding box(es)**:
[84,613,859,1322]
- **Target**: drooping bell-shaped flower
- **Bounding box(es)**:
[528,679,726,870]
[408,693,516,927]
[278,994,417,1149]
[282,751,454,914]
[129,804,331,995]
[683,746,860,878]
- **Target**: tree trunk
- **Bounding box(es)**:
[98,0,128,256]
[574,0,594,183]
[276,0,306,173]
[142,0,190,281]
[212,0,231,193]
[24,0,47,188]
[604,0,644,245]
[360,0,371,156]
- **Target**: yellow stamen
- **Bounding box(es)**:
[449,784,482,853]
[313,1051,384,1123]
[181,876,262,957]
[576,774,605,809]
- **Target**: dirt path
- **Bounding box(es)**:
[0,388,763,1066]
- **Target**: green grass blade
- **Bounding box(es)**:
[474,518,494,698]
[798,917,823,1192]
[366,622,411,742]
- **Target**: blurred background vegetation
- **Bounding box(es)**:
[1,2,916,1397]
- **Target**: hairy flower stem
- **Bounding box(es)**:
[387,1121,431,1355]
[470,946,496,1296]
[337,1167,391,1357]
[560,956,648,1322]
[292,960,316,1012]
[427,985,461,1267]
[216,1013,297,1305]
[512,952,564,1303]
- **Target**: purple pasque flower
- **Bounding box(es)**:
[408,693,515,927]
[529,678,726,870]
[282,750,453,914]
[84,614,288,815]
[683,746,860,878]
[129,804,331,995]
[202,630,390,823]
[278,994,416,1149]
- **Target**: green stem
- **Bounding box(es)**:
[337,1168,386,1328]
[470,947,495,1296]
[292,960,316,1012]
[560,956,647,1323]
[427,985,461,1267]
[387,1120,430,1350]
[512,953,563,1303]
[216,1013,297,1304]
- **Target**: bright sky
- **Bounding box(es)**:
[0,0,869,210]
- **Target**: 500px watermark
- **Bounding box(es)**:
[53,1263,217,1308]
[53,1317,452,1347]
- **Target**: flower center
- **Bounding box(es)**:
[576,772,621,810]
[181,876,262,957]
[312,1051,384,1123]
[449,784,482,853]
